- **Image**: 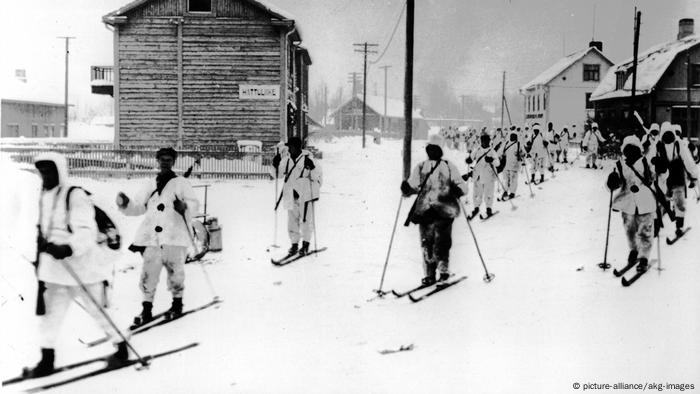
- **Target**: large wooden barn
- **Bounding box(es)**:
[98,0,311,149]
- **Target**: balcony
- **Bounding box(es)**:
[90,66,113,96]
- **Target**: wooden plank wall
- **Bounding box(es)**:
[182,18,281,147]
[118,0,286,149]
[118,18,179,147]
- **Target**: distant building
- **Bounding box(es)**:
[95,0,311,149]
[329,94,429,139]
[520,41,614,130]
[591,18,700,143]
[1,71,65,138]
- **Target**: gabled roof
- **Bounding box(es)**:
[332,94,424,120]
[103,0,295,27]
[0,76,64,106]
[591,35,700,101]
[520,46,613,92]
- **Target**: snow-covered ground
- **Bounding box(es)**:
[1,137,699,393]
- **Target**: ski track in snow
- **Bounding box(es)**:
[1,138,699,393]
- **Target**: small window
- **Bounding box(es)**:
[615,71,626,90]
[188,0,211,12]
[583,64,600,82]
[60,126,65,138]
[49,124,55,137]
[692,64,700,86]
[43,125,50,137]
[536,95,540,111]
[32,124,38,137]
[585,93,593,109]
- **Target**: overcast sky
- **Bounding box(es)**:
[1,0,697,110]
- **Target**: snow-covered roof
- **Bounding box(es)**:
[104,0,297,29]
[591,35,700,101]
[0,76,64,106]
[332,94,424,120]
[520,46,613,92]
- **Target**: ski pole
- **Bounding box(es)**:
[522,161,535,198]
[271,148,280,249]
[598,189,613,270]
[489,164,517,211]
[0,274,24,301]
[307,169,319,256]
[458,199,495,282]
[373,196,404,298]
[57,259,149,368]
[655,233,663,273]
[178,210,220,301]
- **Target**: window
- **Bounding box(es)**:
[583,64,600,82]
[543,93,547,110]
[60,126,65,138]
[43,125,50,137]
[188,0,211,12]
[49,124,55,137]
[32,124,38,137]
[536,95,540,111]
[8,124,19,137]
[693,64,700,86]
[585,93,593,109]
[615,71,626,90]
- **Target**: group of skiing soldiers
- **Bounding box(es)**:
[12,117,698,383]
[403,120,698,287]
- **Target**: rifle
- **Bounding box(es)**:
[35,224,46,315]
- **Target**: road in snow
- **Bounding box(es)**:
[1,137,699,393]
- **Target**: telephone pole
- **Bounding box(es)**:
[460,95,468,123]
[403,0,415,179]
[58,36,76,138]
[379,65,392,136]
[500,71,506,130]
[347,72,362,129]
[354,42,378,148]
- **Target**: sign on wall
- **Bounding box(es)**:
[239,85,280,100]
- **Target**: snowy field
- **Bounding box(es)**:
[1,137,699,393]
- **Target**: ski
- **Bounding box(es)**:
[271,247,328,266]
[22,343,199,393]
[408,276,468,303]
[613,263,637,278]
[479,211,499,221]
[389,274,456,298]
[613,258,658,278]
[621,260,658,287]
[3,355,108,386]
[81,299,222,348]
[466,211,479,221]
[666,227,691,245]
[497,194,520,202]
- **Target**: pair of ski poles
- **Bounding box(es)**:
[373,191,496,299]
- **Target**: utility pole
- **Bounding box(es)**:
[347,72,362,129]
[58,36,75,138]
[500,71,506,130]
[403,0,415,179]
[354,42,378,148]
[687,48,692,138]
[460,95,468,123]
[380,65,392,136]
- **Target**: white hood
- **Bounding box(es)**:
[34,151,70,187]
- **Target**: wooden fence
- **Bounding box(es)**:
[0,145,274,180]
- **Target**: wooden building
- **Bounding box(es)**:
[591,19,700,143]
[329,94,429,140]
[520,41,613,130]
[98,0,311,149]
[1,72,66,138]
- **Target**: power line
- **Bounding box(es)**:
[371,2,406,65]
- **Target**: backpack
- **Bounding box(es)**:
[65,186,121,250]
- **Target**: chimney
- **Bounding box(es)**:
[589,40,603,52]
[15,69,27,83]
[678,18,694,40]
